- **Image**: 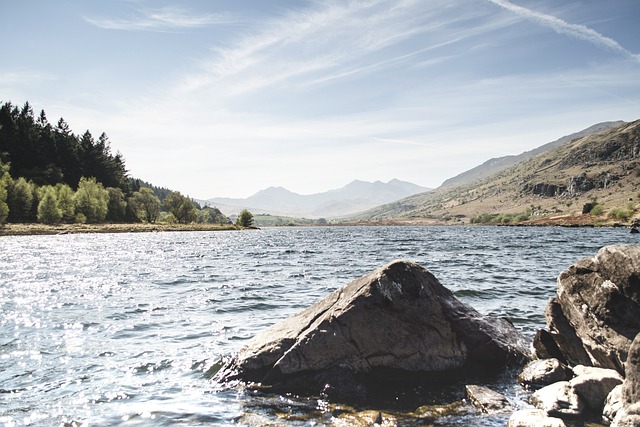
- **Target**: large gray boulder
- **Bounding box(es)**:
[535,245,640,373]
[612,332,640,427]
[215,260,528,398]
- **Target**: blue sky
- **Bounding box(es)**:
[1,0,639,198]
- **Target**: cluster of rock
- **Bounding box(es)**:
[509,244,640,426]
[215,244,640,426]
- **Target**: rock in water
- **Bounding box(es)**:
[518,358,570,389]
[539,245,640,373]
[215,260,528,398]
[465,385,511,413]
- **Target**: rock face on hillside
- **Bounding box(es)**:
[534,245,640,373]
[215,260,528,399]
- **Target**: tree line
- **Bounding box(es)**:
[0,101,231,226]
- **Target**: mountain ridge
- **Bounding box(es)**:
[204,179,431,219]
[440,121,626,188]
[351,119,640,225]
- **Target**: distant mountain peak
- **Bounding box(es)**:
[205,179,431,219]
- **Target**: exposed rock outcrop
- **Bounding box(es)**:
[612,332,640,427]
[215,260,528,399]
[527,245,640,426]
[534,245,640,373]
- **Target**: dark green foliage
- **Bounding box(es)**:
[37,186,61,224]
[236,209,254,227]
[470,212,531,224]
[0,101,128,191]
[74,177,109,223]
[0,167,9,225]
[582,201,598,214]
[470,213,499,224]
[56,183,75,222]
[200,206,230,224]
[7,177,34,222]
[127,178,172,202]
[589,204,604,216]
[0,100,229,225]
[106,187,127,222]
[130,188,161,223]
[164,191,198,224]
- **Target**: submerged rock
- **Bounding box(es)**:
[412,401,470,420]
[539,245,640,373]
[215,260,528,399]
[465,384,511,413]
[332,410,396,426]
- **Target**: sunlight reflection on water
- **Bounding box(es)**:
[0,226,636,426]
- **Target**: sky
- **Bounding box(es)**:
[1,1,639,199]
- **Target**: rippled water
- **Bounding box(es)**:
[0,226,636,426]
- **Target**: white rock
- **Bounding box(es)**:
[531,381,586,419]
[569,365,623,411]
[507,409,567,427]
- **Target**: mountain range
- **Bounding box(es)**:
[204,119,638,225]
[203,179,431,219]
[353,119,640,224]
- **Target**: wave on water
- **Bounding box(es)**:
[0,226,635,426]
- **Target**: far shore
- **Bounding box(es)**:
[1,213,637,236]
[0,223,240,236]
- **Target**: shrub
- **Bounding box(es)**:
[589,204,604,216]
[37,186,62,224]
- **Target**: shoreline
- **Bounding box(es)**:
[0,223,240,236]
[1,214,636,236]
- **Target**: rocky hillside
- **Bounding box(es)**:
[354,120,640,225]
[440,121,625,188]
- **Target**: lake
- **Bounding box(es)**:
[1,226,637,426]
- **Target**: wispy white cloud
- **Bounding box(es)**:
[0,70,56,85]
[84,6,235,32]
[487,0,640,63]
[177,0,518,103]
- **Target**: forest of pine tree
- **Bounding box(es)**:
[0,101,128,191]
[0,101,229,226]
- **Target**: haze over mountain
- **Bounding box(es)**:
[204,179,430,219]
[352,119,640,224]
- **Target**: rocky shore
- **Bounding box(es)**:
[216,244,640,426]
